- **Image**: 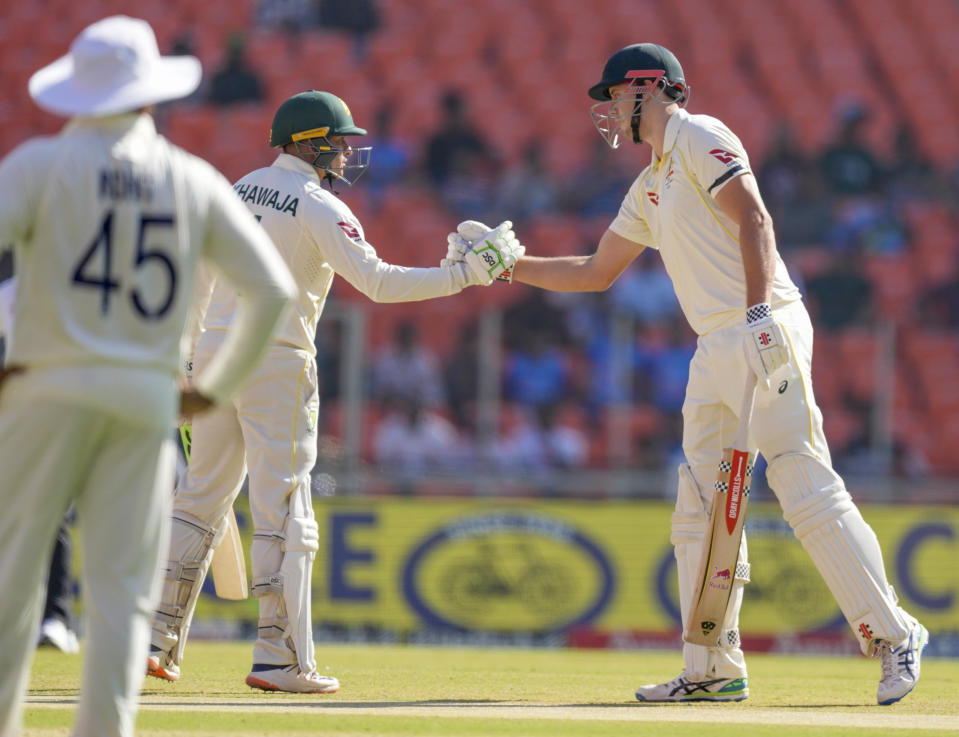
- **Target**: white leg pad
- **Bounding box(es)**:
[672,464,748,680]
[251,514,319,673]
[766,452,910,654]
[152,511,225,664]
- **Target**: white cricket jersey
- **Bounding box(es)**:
[199,153,469,354]
[0,113,295,421]
[610,109,801,335]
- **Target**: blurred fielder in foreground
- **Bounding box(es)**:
[451,42,926,706]
[0,16,294,737]
[146,90,522,693]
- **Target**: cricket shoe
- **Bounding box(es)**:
[877,617,928,705]
[635,673,748,702]
[245,664,340,694]
[146,647,180,682]
[37,618,79,654]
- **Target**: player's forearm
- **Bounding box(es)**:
[350,262,468,303]
[738,211,776,307]
[512,255,613,292]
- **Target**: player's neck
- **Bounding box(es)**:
[647,107,677,161]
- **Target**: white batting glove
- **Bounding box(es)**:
[441,220,497,267]
[457,219,493,243]
[464,220,525,284]
[441,232,470,267]
[743,303,789,389]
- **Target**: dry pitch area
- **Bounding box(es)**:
[23,641,959,736]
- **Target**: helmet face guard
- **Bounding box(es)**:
[290,128,372,185]
[590,69,665,149]
[592,68,691,149]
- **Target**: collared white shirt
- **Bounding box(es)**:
[199,153,469,354]
[610,109,801,335]
[0,113,294,419]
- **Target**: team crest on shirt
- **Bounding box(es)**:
[337,221,362,241]
[709,148,738,165]
[664,167,676,189]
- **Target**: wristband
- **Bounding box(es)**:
[745,302,771,325]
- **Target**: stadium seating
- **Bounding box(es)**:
[3,0,957,478]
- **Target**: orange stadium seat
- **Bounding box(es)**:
[862,254,920,323]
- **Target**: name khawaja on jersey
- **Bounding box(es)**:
[233,182,299,216]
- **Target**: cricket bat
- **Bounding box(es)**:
[684,373,758,646]
[179,424,249,600]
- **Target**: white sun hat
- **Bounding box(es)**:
[28,15,202,117]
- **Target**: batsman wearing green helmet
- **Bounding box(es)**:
[146,90,524,694]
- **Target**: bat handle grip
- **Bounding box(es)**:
[733,372,758,451]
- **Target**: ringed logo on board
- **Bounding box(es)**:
[401,513,615,632]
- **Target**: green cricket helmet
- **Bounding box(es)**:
[588,43,689,148]
[269,90,371,184]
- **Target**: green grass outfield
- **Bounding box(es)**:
[23,642,959,736]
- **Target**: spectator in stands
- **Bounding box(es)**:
[504,329,571,409]
[884,125,939,204]
[425,91,495,188]
[319,0,380,58]
[363,105,412,205]
[634,315,696,414]
[372,394,466,476]
[371,320,445,407]
[491,144,559,222]
[827,196,908,255]
[609,257,680,322]
[803,248,874,331]
[256,0,319,33]
[819,102,882,197]
[495,401,589,473]
[561,136,635,217]
[208,35,265,107]
[758,122,833,248]
[440,148,497,222]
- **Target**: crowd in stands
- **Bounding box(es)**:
[2,0,958,485]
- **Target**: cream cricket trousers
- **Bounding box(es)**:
[169,332,319,667]
[0,400,172,737]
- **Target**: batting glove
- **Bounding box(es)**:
[463,220,525,284]
[743,302,789,389]
[441,232,470,267]
[441,220,497,268]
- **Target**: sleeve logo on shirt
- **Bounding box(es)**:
[709,148,738,165]
[646,191,660,206]
[337,221,362,241]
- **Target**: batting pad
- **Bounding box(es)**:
[152,510,222,663]
[673,464,747,680]
[767,452,910,654]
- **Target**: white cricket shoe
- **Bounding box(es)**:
[37,618,79,654]
[245,664,340,694]
[877,618,928,705]
[146,647,180,682]
[636,673,748,702]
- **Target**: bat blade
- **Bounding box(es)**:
[684,374,757,647]
[210,509,248,600]
[684,447,752,646]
